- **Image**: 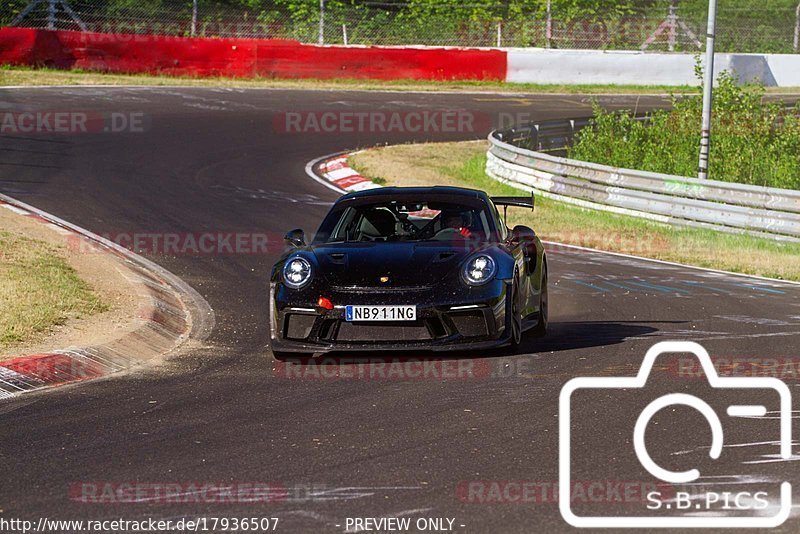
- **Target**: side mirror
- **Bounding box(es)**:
[284,229,306,248]
[511,225,536,244]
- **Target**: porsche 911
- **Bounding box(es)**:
[269,186,547,358]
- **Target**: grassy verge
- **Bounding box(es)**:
[4,66,799,95]
[350,142,800,281]
[0,65,704,94]
[0,230,107,350]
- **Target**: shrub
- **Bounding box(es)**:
[569,71,800,189]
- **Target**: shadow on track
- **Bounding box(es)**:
[520,320,684,353]
[272,320,682,366]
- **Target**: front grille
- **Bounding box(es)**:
[336,321,432,342]
[449,311,489,337]
[285,314,316,340]
[332,285,432,293]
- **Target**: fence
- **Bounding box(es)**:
[2,0,800,54]
[487,118,800,242]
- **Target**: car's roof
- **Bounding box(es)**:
[338,186,489,203]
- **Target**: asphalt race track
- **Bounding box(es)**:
[2,87,800,533]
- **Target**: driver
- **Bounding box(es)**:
[441,210,473,238]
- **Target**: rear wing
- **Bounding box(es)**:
[492,194,535,221]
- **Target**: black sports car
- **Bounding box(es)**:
[269,186,548,358]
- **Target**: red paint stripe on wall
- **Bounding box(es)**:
[0,28,507,81]
[253,42,506,80]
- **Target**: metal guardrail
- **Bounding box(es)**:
[487,118,800,242]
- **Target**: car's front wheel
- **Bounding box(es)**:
[531,266,548,338]
[508,275,523,348]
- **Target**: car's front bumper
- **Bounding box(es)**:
[270,281,510,354]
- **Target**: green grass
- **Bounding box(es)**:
[0,231,108,349]
[4,65,799,96]
[350,142,800,281]
[0,65,705,94]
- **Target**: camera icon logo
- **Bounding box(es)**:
[559,341,792,528]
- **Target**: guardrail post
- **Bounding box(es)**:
[698,0,717,180]
[668,0,677,51]
[47,0,56,30]
[569,119,576,145]
[794,2,800,52]
[191,0,197,36]
[318,0,325,45]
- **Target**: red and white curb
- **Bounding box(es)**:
[316,154,384,193]
[0,195,214,400]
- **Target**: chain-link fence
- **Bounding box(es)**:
[2,0,799,53]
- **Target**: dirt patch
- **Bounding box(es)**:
[351,142,486,188]
[0,206,143,361]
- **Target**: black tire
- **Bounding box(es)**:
[508,274,523,349]
[531,266,548,338]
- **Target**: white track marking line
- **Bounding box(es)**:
[544,240,800,287]
[1,203,30,215]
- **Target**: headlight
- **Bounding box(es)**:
[283,257,312,289]
[462,255,496,286]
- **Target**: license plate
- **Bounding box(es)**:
[345,305,417,322]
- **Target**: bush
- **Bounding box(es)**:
[568,71,800,189]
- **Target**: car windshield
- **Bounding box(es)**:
[315,199,494,244]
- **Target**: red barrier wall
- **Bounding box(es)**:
[0,28,506,81]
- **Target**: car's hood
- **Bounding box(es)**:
[312,242,475,287]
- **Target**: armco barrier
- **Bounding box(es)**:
[0,27,506,81]
[487,119,800,242]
